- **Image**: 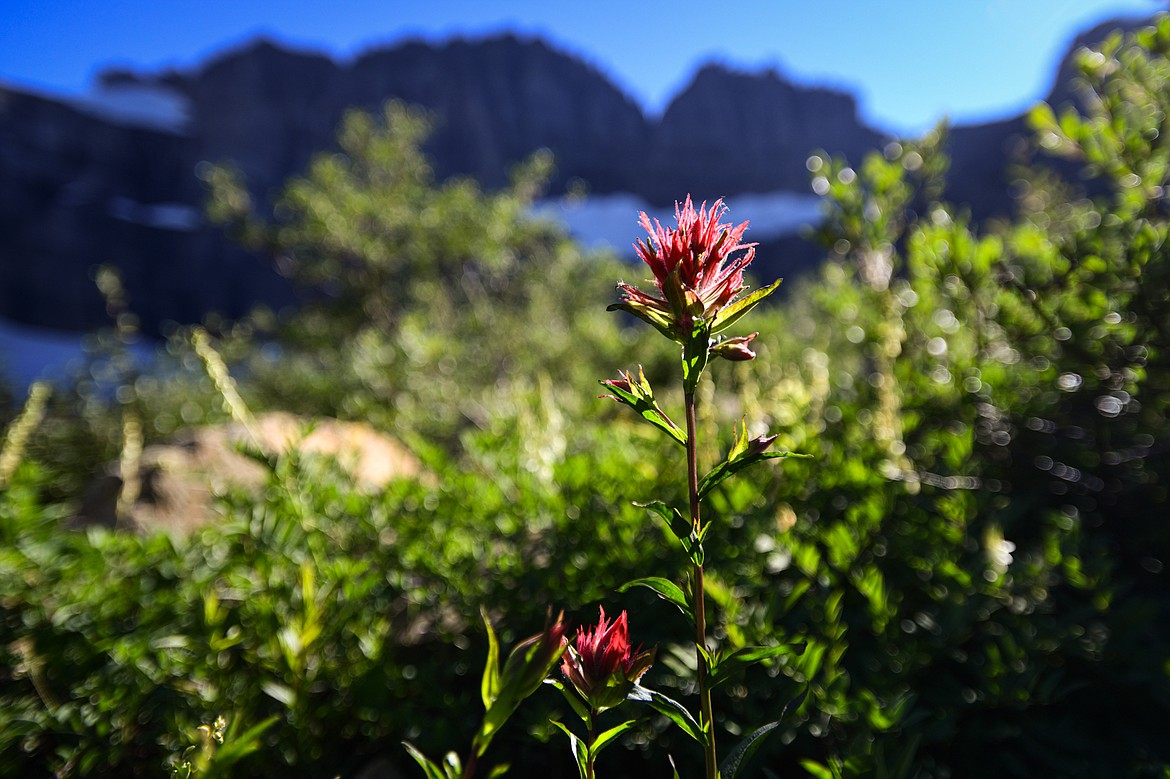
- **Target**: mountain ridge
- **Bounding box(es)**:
[0,16,1151,334]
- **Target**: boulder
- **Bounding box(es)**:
[72,411,423,535]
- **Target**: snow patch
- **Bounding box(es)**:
[531,190,821,251]
[72,83,191,133]
[108,197,200,231]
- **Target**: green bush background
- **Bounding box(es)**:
[3,17,1170,779]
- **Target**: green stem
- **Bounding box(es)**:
[586,709,597,779]
[685,391,717,779]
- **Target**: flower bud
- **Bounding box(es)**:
[712,332,759,361]
[747,433,778,455]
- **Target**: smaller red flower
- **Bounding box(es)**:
[561,607,655,712]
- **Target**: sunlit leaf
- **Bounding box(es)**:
[707,643,807,689]
[618,577,692,620]
[629,685,707,747]
[402,742,450,779]
[698,451,811,500]
[550,721,589,779]
[592,720,637,753]
[481,607,501,710]
[711,278,782,333]
[545,678,590,724]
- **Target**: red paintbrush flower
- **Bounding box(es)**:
[561,607,655,712]
[611,195,776,342]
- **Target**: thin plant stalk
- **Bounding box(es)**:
[0,381,50,490]
[586,709,598,779]
[686,390,717,778]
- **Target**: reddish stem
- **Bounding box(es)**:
[685,391,717,779]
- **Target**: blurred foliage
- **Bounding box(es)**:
[4,17,1170,779]
[201,101,665,449]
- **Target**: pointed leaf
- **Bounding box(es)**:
[481,608,501,710]
[729,419,750,461]
[261,680,295,707]
[708,643,807,689]
[474,617,567,756]
[550,722,589,779]
[629,685,707,747]
[636,500,704,562]
[599,375,687,447]
[635,500,690,542]
[695,642,718,677]
[213,715,280,765]
[711,279,782,334]
[592,720,638,754]
[639,409,688,447]
[618,577,692,620]
[698,451,811,500]
[681,321,712,393]
[545,678,591,724]
[607,302,678,342]
[402,742,449,779]
[798,761,836,779]
[719,687,808,779]
[720,721,783,779]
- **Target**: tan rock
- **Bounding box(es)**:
[73,412,423,535]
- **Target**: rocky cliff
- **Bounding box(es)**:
[0,20,1144,333]
[0,86,291,331]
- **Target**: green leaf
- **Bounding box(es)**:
[636,500,705,563]
[799,761,837,779]
[689,534,707,566]
[607,302,678,343]
[618,577,692,620]
[592,720,637,753]
[636,500,689,541]
[720,720,783,779]
[711,279,782,333]
[637,410,687,447]
[719,687,808,779]
[481,608,501,710]
[402,742,450,779]
[474,619,567,756]
[260,680,295,707]
[629,685,707,747]
[698,451,811,501]
[707,643,807,689]
[214,715,280,766]
[550,722,589,779]
[545,678,591,724]
[728,419,751,461]
[599,368,687,447]
[681,321,712,394]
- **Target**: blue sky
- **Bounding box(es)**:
[0,0,1162,134]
